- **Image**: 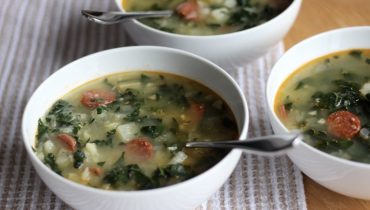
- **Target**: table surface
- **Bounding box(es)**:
[283,0,370,209]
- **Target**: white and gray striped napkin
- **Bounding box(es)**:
[0,0,306,209]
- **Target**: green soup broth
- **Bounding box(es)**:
[275,49,370,163]
[35,71,239,190]
[123,0,292,35]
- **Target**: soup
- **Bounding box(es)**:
[123,0,292,35]
[34,72,238,190]
[275,49,370,163]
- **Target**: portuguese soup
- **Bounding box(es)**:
[35,72,238,190]
[123,0,292,35]
[275,49,370,163]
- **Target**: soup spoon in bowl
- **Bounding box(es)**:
[186,132,302,156]
[81,10,173,25]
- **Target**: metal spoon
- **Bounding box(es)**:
[81,10,173,25]
[185,132,302,156]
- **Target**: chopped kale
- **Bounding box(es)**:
[44,153,61,175]
[36,119,49,143]
[140,74,150,84]
[103,166,129,184]
[73,150,86,169]
[48,100,75,126]
[152,164,190,186]
[141,126,164,138]
[158,84,189,107]
[104,164,155,190]
[349,50,362,59]
[97,161,105,166]
[127,165,154,189]
[305,129,354,151]
[96,106,107,114]
[140,117,164,138]
[103,78,114,88]
[237,0,250,7]
[284,102,293,111]
[229,3,280,30]
[295,81,304,90]
[124,103,141,122]
[311,79,363,112]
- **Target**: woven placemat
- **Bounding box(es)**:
[0,0,306,209]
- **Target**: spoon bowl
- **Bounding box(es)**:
[81,10,173,25]
[186,132,302,156]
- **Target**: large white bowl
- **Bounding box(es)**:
[22,46,249,210]
[266,26,370,199]
[115,0,302,68]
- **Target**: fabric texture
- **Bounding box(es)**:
[0,0,307,209]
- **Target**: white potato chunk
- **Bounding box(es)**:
[224,0,237,8]
[85,143,98,155]
[360,82,370,96]
[116,123,140,143]
[56,150,73,169]
[210,8,230,24]
[169,151,188,164]
[67,173,80,183]
[81,167,91,183]
[43,140,56,154]
[117,81,141,91]
[85,143,99,163]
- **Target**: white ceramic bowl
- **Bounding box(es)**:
[22,46,249,210]
[114,0,302,68]
[266,26,370,199]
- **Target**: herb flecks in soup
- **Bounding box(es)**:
[123,0,292,35]
[275,49,370,163]
[35,72,238,190]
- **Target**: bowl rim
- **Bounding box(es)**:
[267,26,370,169]
[22,45,249,196]
[114,0,302,39]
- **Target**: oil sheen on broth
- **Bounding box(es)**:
[35,72,238,190]
[275,49,370,163]
[123,0,292,35]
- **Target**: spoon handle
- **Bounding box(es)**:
[81,10,173,25]
[185,132,301,154]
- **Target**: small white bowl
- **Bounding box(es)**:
[266,26,370,199]
[22,46,249,210]
[114,0,301,68]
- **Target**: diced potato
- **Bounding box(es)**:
[210,8,230,24]
[169,151,188,164]
[59,127,73,134]
[104,122,120,131]
[84,143,99,163]
[82,130,92,142]
[224,0,237,8]
[56,150,73,169]
[67,173,81,183]
[117,80,142,91]
[43,140,56,154]
[81,167,91,183]
[116,123,140,143]
[360,82,370,96]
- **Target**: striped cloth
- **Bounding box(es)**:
[0,0,307,209]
